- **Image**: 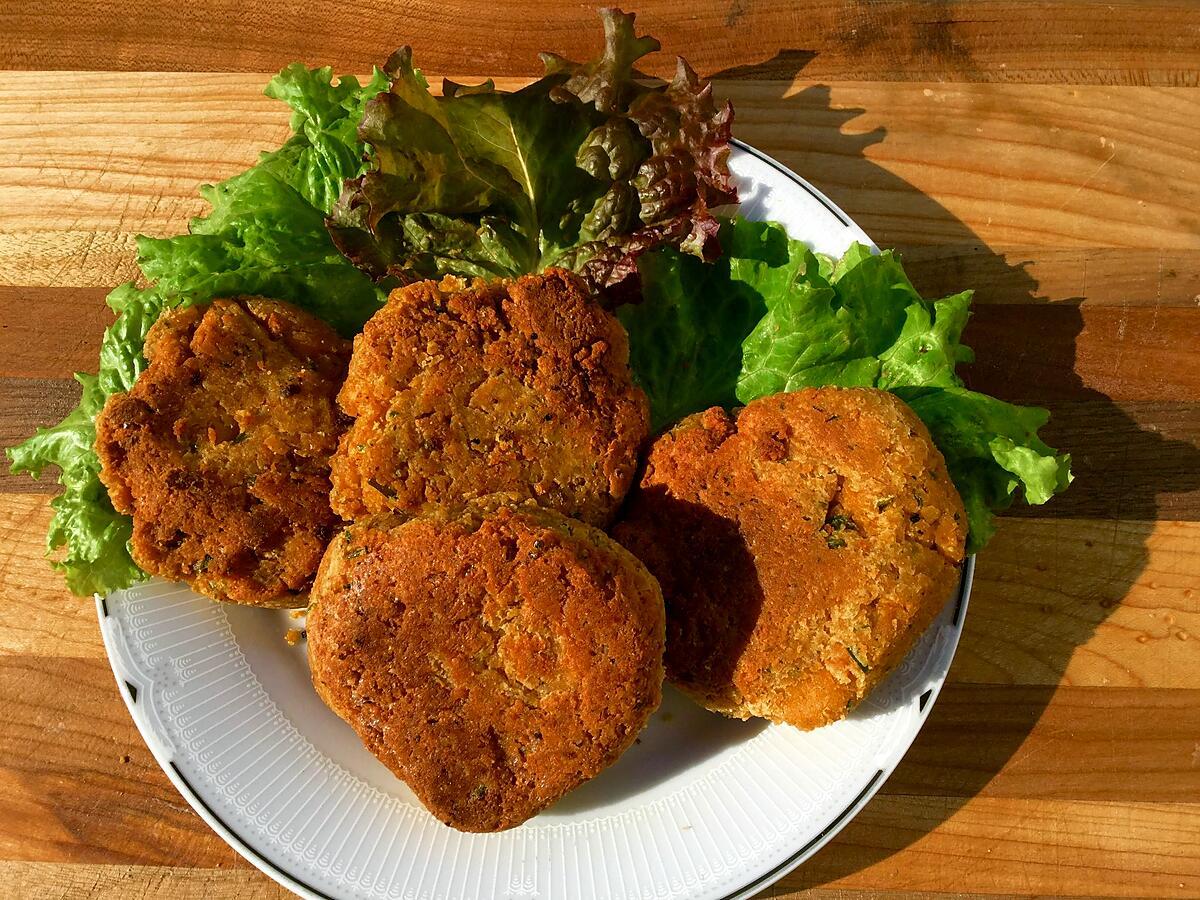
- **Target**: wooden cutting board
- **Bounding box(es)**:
[1,2,1198,897]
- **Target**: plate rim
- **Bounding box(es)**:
[93,139,975,900]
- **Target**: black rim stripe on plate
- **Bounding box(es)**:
[169,762,338,900]
[170,758,885,900]
[730,138,853,228]
[715,769,885,900]
[954,558,972,627]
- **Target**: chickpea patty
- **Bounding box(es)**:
[330,269,649,527]
[95,297,350,606]
[307,503,665,832]
[614,387,966,730]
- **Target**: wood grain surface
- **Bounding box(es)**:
[0,3,1197,898]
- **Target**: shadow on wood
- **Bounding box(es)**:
[708,50,1200,896]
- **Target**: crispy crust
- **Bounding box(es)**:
[307,503,665,832]
[330,269,649,527]
[613,387,967,730]
[94,297,350,606]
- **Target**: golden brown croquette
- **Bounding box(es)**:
[95,297,350,606]
[614,387,966,730]
[307,502,665,831]
[329,269,649,527]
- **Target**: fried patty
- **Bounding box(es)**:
[613,387,967,730]
[95,297,350,607]
[307,503,665,832]
[329,269,649,527]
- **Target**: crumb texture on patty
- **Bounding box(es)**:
[94,296,350,606]
[614,387,966,730]
[307,504,665,832]
[330,269,650,527]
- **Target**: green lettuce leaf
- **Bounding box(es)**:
[616,219,778,429]
[895,387,1072,548]
[631,216,1071,551]
[8,370,143,596]
[328,8,735,296]
[258,64,390,213]
[137,166,383,337]
[7,66,389,596]
[735,241,970,397]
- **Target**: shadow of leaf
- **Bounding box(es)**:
[704,47,1200,894]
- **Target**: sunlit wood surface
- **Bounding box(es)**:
[1,2,1197,897]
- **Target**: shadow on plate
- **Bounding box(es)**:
[708,48,1200,895]
[550,686,768,814]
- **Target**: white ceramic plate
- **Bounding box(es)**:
[97,142,974,900]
